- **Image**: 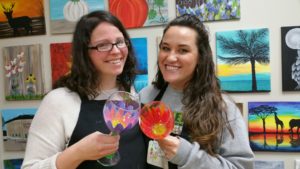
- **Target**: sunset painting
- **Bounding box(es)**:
[216,28,271,92]
[0,0,46,38]
[248,102,300,152]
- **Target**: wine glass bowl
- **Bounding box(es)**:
[140,101,174,140]
[98,91,140,166]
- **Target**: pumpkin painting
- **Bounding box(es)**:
[109,0,148,28]
[63,0,89,22]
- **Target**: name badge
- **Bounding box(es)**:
[172,111,183,135]
[147,140,169,169]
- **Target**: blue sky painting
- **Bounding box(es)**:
[1,108,36,131]
[131,38,148,92]
[50,0,105,20]
[216,28,271,93]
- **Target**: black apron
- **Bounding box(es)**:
[146,85,190,169]
[68,98,147,169]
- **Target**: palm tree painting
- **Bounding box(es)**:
[281,26,300,91]
[216,28,271,92]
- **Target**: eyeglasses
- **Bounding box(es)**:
[88,40,129,52]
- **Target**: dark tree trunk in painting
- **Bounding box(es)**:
[250,58,257,91]
[217,29,269,91]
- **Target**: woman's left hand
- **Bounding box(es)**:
[156,135,180,160]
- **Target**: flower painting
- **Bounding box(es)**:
[176,0,240,22]
[49,0,105,34]
[2,44,44,100]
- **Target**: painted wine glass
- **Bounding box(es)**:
[97,91,140,166]
[140,101,174,140]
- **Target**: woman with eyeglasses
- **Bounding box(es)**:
[22,11,147,169]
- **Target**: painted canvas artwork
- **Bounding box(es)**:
[50,42,72,85]
[49,0,105,34]
[281,26,300,91]
[4,158,23,169]
[1,108,36,151]
[131,38,148,92]
[248,102,300,152]
[3,44,44,100]
[109,0,168,29]
[296,159,300,169]
[175,0,240,22]
[0,0,45,39]
[216,28,270,93]
[254,160,284,169]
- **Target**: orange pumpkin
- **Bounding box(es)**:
[109,0,148,29]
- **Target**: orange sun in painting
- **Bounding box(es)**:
[0,0,44,21]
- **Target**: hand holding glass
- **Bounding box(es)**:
[97,91,140,166]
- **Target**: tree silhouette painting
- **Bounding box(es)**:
[248,102,300,152]
[216,28,270,92]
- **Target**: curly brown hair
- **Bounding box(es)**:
[153,14,233,155]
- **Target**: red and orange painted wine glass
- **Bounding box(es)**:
[140,101,174,140]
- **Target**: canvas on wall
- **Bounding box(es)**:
[1,108,36,151]
[50,42,72,85]
[175,0,240,22]
[216,28,271,93]
[109,0,168,29]
[3,44,44,100]
[131,38,148,92]
[0,0,46,39]
[49,0,105,34]
[248,102,300,152]
[4,158,23,169]
[281,26,300,91]
[254,160,284,169]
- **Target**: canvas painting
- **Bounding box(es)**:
[296,159,300,169]
[0,0,46,39]
[248,102,300,152]
[49,0,105,34]
[50,42,72,85]
[175,0,240,22]
[281,26,300,91]
[216,28,271,93]
[254,160,284,169]
[131,38,148,92]
[4,159,23,169]
[1,108,36,151]
[109,0,168,29]
[3,44,44,100]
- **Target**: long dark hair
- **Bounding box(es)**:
[153,14,233,155]
[53,10,136,99]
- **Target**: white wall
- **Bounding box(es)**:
[0,0,299,169]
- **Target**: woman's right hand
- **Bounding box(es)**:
[74,131,120,160]
[56,131,120,169]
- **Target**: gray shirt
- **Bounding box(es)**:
[139,85,254,169]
